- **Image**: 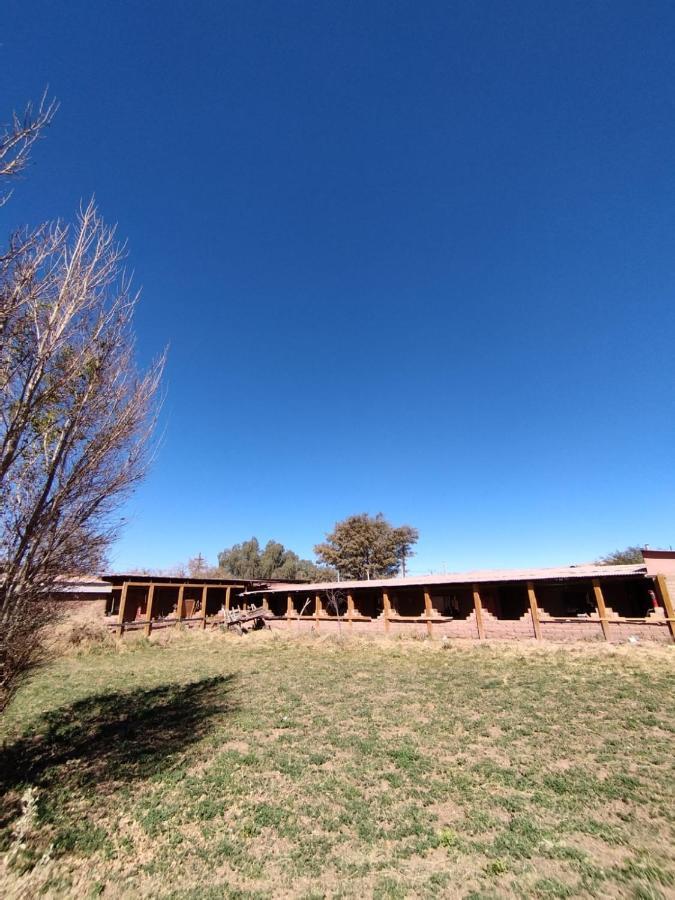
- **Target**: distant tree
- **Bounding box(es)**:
[314,513,419,580]
[294,557,336,582]
[217,538,263,579]
[119,563,188,577]
[597,546,644,565]
[391,525,419,577]
[217,538,335,582]
[187,554,208,578]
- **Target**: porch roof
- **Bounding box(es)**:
[243,563,648,596]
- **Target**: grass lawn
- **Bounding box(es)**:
[0,631,674,898]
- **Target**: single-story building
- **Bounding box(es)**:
[239,549,675,643]
[85,548,675,643]
[104,573,292,635]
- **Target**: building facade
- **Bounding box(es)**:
[102,550,675,643]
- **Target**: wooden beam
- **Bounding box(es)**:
[108,580,246,590]
[526,581,542,640]
[144,584,156,637]
[287,593,294,617]
[111,580,154,588]
[116,582,129,637]
[654,574,675,643]
[472,584,485,640]
[315,593,322,629]
[201,585,208,629]
[382,590,391,633]
[423,590,433,638]
[261,595,269,611]
[591,579,610,641]
[225,586,231,613]
[347,592,354,630]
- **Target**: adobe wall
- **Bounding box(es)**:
[643,552,675,577]
[267,609,672,643]
[58,597,108,624]
[482,609,535,639]
[605,620,671,642]
[540,607,671,642]
[539,619,604,642]
[427,619,478,639]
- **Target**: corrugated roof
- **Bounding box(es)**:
[101,573,285,586]
[54,575,112,594]
[243,563,647,595]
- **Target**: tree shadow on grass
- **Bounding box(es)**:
[0,674,237,828]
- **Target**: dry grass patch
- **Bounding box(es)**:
[0,633,673,898]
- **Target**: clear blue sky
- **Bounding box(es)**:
[4,1,675,573]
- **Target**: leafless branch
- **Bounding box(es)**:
[323,588,346,636]
[0,93,57,206]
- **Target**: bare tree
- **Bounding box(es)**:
[0,101,165,711]
[295,596,313,634]
[323,588,346,636]
[188,553,209,578]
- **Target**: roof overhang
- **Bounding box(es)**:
[243,564,648,596]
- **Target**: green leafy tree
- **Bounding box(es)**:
[217,538,335,582]
[314,513,419,580]
[597,546,644,565]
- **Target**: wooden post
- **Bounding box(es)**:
[382,590,391,633]
[225,586,231,613]
[201,585,208,629]
[591,578,610,641]
[116,582,129,637]
[262,595,269,611]
[109,587,121,618]
[526,581,542,640]
[286,593,294,617]
[144,584,156,637]
[654,574,675,643]
[472,584,485,640]
[175,584,185,626]
[315,593,322,629]
[424,590,433,638]
[347,592,354,630]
